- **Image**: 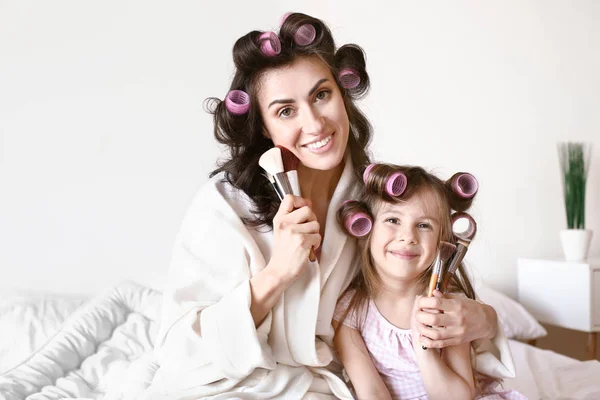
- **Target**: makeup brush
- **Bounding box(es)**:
[259,146,317,262]
[259,147,293,195]
[263,172,283,200]
[440,212,478,293]
[427,241,456,297]
[277,145,317,262]
[277,145,301,196]
[422,240,456,350]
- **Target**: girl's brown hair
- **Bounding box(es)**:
[336,164,477,331]
[204,13,373,228]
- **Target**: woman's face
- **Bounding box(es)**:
[369,191,441,286]
[257,56,350,171]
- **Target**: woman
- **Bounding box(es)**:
[143,13,513,399]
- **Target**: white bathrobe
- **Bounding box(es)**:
[142,157,515,399]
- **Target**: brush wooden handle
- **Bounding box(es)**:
[309,247,317,262]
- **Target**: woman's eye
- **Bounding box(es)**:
[315,89,330,101]
[279,107,293,118]
[385,218,400,224]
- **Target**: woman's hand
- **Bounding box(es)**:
[268,194,321,284]
[414,290,498,348]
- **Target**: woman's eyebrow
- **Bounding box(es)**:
[268,78,329,108]
[308,78,328,96]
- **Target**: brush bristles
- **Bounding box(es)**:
[259,147,284,176]
[439,241,457,263]
[276,145,300,172]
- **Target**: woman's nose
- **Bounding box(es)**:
[301,107,325,135]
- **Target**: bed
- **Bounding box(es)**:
[1,281,599,400]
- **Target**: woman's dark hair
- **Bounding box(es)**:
[204,13,373,228]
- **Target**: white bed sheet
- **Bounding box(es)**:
[504,339,600,399]
[0,288,87,374]
[2,282,600,400]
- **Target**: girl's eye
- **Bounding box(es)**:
[418,223,432,230]
[385,218,400,224]
[315,89,331,101]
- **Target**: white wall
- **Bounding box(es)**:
[1,1,598,297]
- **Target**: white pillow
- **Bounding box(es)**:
[476,283,547,341]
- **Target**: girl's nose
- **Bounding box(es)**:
[398,226,417,244]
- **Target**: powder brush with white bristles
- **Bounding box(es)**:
[259,147,293,195]
[258,146,317,262]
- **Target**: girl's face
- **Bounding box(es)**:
[257,56,350,172]
[369,190,442,286]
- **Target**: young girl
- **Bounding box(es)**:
[334,163,525,400]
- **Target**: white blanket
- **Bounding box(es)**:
[1,281,599,400]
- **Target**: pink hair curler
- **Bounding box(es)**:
[279,12,292,27]
[259,31,281,57]
[225,90,250,115]
[362,163,376,184]
[449,172,478,198]
[294,24,316,46]
[386,171,407,197]
[345,212,372,237]
[340,199,354,207]
[339,68,360,89]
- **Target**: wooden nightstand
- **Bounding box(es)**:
[517,258,600,360]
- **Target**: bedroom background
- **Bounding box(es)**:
[0,0,598,361]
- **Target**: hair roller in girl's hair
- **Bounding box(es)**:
[362,163,376,184]
[339,68,360,89]
[225,90,250,115]
[446,172,478,199]
[279,12,292,27]
[258,31,281,57]
[386,171,407,197]
[344,211,372,237]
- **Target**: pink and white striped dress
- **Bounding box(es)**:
[333,290,527,400]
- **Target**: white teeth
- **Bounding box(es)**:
[305,135,332,149]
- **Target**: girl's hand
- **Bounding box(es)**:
[414,290,498,349]
[268,195,321,284]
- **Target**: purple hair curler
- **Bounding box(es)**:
[340,199,354,207]
[339,68,360,89]
[362,163,376,184]
[345,212,372,237]
[449,172,478,199]
[259,31,281,57]
[386,171,407,197]
[451,212,477,241]
[279,12,292,27]
[294,24,316,46]
[225,90,250,115]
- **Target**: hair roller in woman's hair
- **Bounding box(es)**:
[225,90,250,115]
[294,24,316,46]
[362,163,376,184]
[258,31,281,57]
[447,172,478,199]
[345,212,372,237]
[339,68,360,89]
[386,171,407,197]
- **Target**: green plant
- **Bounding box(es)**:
[557,142,592,229]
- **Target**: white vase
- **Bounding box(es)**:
[559,229,593,261]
